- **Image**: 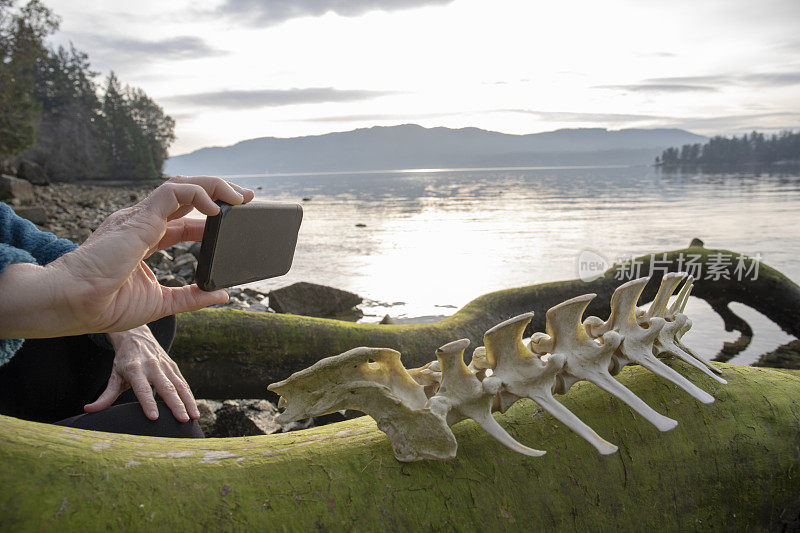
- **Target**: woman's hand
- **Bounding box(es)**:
[84,326,198,421]
[0,175,255,339]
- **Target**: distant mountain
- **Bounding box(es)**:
[165,124,707,175]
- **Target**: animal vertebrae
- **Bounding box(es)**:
[268,273,725,462]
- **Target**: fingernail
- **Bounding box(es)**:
[150,410,159,419]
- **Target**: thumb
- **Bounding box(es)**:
[84,374,124,413]
[162,285,228,315]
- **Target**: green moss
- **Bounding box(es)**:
[1,362,799,530]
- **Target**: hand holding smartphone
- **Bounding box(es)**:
[196,200,303,291]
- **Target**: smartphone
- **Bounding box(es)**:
[196,200,303,291]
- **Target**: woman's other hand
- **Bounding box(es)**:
[84,325,199,422]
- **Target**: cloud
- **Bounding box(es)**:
[658,111,800,132]
[293,111,455,122]
[215,0,455,26]
[594,84,719,93]
[293,109,666,125]
[163,87,398,109]
[70,34,228,63]
[504,109,666,123]
[276,108,800,137]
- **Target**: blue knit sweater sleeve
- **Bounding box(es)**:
[0,202,111,365]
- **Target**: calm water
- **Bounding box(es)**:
[227,166,800,365]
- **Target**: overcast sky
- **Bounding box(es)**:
[46,0,800,155]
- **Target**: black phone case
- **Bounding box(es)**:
[196,200,303,291]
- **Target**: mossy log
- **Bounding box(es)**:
[1,362,799,531]
[172,245,800,399]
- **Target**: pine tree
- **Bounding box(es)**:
[25,44,103,180]
[0,0,59,158]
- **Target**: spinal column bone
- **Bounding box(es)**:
[480,312,618,455]
[532,294,679,432]
[583,276,714,404]
[647,274,728,385]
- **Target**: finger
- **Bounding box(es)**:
[166,205,195,222]
[144,182,221,220]
[150,368,190,422]
[163,364,200,419]
[130,373,159,420]
[170,176,245,206]
[227,182,255,203]
[141,261,158,283]
[160,285,228,315]
[84,374,124,413]
[151,218,206,252]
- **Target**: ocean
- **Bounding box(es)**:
[227,166,800,365]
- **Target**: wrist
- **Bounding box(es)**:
[107,325,152,350]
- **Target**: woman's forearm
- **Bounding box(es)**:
[0,262,84,339]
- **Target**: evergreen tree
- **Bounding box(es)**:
[657,131,800,168]
[0,0,58,158]
[96,73,174,180]
[126,86,175,177]
[25,44,103,180]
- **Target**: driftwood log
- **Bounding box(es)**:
[1,362,799,530]
[172,243,800,399]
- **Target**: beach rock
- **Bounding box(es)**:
[145,249,173,269]
[209,399,282,437]
[12,205,48,225]
[248,302,270,313]
[0,159,15,176]
[173,252,197,269]
[0,175,34,203]
[16,160,49,186]
[268,281,362,317]
[188,241,202,259]
[195,400,218,436]
[160,275,187,287]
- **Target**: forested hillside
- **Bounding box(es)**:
[656,131,800,168]
[0,0,174,180]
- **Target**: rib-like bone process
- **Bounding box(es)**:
[481,313,617,455]
[269,276,725,462]
[670,277,725,376]
[583,277,714,404]
[647,275,728,385]
[429,339,545,457]
[535,294,678,432]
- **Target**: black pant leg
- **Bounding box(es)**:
[0,333,114,422]
[0,315,181,424]
[56,402,204,439]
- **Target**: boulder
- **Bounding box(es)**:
[11,205,48,225]
[195,399,221,436]
[208,399,281,437]
[268,281,362,317]
[15,160,49,186]
[0,175,34,203]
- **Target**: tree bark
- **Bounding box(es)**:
[1,363,798,531]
